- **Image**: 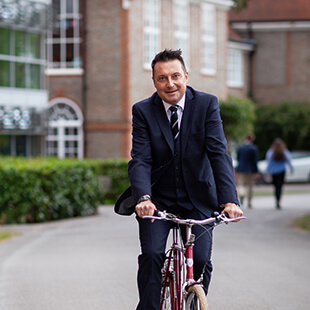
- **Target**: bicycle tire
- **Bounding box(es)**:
[185,284,208,310]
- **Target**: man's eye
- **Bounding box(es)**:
[158,76,167,81]
[173,74,181,79]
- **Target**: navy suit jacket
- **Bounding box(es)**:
[235,143,259,173]
[128,86,239,217]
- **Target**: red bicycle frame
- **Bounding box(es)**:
[160,223,196,310]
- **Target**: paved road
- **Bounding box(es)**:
[0,186,310,310]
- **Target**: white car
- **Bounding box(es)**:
[258,151,310,183]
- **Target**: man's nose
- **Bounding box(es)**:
[166,77,174,88]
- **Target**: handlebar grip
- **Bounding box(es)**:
[211,211,219,218]
[153,209,159,217]
[211,211,230,218]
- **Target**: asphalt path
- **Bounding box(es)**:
[0,185,310,310]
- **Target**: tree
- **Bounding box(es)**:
[232,0,249,11]
[219,96,256,153]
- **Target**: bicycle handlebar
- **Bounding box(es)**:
[144,210,246,225]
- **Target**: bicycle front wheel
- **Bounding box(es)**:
[185,284,208,310]
[160,279,173,310]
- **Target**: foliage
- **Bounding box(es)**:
[232,0,249,12]
[254,102,310,158]
[219,96,256,146]
[85,158,130,204]
[0,158,105,224]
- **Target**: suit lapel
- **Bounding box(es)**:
[180,88,195,155]
[153,94,174,151]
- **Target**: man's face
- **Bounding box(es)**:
[152,59,188,105]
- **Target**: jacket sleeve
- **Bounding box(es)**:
[127,103,153,204]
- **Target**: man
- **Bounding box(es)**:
[235,133,259,208]
[128,49,243,310]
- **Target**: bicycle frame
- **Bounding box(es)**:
[160,222,201,310]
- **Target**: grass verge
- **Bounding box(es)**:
[0,231,17,242]
[294,214,310,232]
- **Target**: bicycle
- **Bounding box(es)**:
[144,210,246,310]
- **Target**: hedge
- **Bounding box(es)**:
[0,157,129,224]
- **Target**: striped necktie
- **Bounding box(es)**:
[169,105,179,140]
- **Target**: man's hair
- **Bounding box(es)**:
[151,49,187,76]
[245,132,255,143]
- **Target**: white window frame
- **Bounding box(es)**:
[173,0,189,65]
[46,0,82,74]
[143,0,161,70]
[201,3,216,75]
[47,97,84,159]
[227,48,244,88]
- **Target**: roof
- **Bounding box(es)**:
[229,0,310,23]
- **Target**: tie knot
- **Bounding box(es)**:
[169,105,178,112]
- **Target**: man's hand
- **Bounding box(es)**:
[135,199,157,220]
[222,203,243,221]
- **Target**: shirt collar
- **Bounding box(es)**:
[162,93,185,113]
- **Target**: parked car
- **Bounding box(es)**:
[258,151,310,183]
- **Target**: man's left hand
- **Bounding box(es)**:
[222,203,243,221]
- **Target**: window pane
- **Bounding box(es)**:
[0,60,10,87]
[0,135,11,155]
[15,62,26,88]
[53,0,61,15]
[15,31,26,57]
[66,19,74,37]
[16,135,27,156]
[30,64,41,89]
[30,33,41,59]
[53,43,61,62]
[65,127,78,135]
[66,0,74,14]
[53,20,61,39]
[66,43,74,62]
[0,28,10,55]
[47,140,58,157]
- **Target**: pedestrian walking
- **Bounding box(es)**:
[235,133,259,208]
[266,138,294,209]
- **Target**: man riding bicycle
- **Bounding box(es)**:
[127,49,243,310]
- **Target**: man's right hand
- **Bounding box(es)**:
[135,199,157,219]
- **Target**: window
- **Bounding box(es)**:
[0,135,42,157]
[0,28,45,89]
[47,98,84,159]
[143,0,161,69]
[227,48,244,88]
[201,3,216,75]
[47,0,82,70]
[174,0,189,65]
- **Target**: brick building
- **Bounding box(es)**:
[1,0,253,159]
[46,0,253,159]
[229,0,310,105]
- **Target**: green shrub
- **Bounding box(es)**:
[90,159,129,204]
[0,157,105,224]
[219,96,256,152]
